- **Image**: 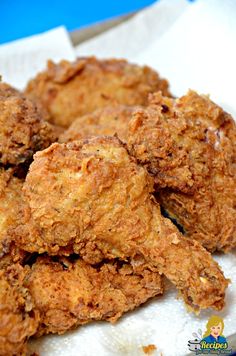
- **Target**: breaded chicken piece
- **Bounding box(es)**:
[59,105,137,143]
[0,264,39,356]
[128,91,236,252]
[25,256,163,336]
[14,137,228,311]
[25,57,171,128]
[0,168,27,269]
[0,83,57,167]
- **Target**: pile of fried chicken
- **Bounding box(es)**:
[0,57,235,355]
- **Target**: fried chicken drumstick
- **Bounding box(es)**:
[25,57,171,128]
[13,136,228,311]
[0,83,57,168]
[0,144,164,352]
[127,91,236,252]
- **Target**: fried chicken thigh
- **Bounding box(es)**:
[25,57,171,128]
[60,105,137,143]
[0,83,57,167]
[14,136,228,311]
[0,264,39,356]
[128,91,236,252]
[26,256,163,336]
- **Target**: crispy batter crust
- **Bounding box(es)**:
[0,264,39,356]
[59,105,137,143]
[13,136,228,311]
[25,57,171,128]
[128,91,236,252]
[0,256,163,350]
[0,83,57,167]
[0,168,27,268]
[26,256,163,336]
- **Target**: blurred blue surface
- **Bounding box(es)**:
[0,0,156,44]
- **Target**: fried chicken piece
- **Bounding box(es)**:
[25,256,163,336]
[0,168,28,269]
[128,91,236,252]
[25,57,171,128]
[0,83,57,167]
[0,264,39,356]
[59,105,137,143]
[13,137,228,311]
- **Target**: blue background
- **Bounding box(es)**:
[0,0,156,44]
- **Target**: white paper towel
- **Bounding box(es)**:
[75,0,190,60]
[0,27,76,90]
[0,1,235,355]
[136,0,236,117]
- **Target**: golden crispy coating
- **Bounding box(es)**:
[25,57,171,128]
[14,137,228,311]
[26,256,163,336]
[59,105,137,143]
[0,169,27,266]
[0,83,57,166]
[128,91,236,252]
[0,245,27,271]
[0,264,39,356]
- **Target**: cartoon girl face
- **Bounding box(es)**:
[210,322,222,338]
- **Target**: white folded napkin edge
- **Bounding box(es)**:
[0,26,76,90]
